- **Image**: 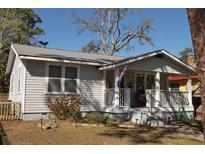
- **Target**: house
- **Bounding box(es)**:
[6,44,196,123]
[168,56,201,120]
[168,75,200,95]
[168,56,200,95]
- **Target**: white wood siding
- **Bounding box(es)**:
[8,56,26,112]
[24,61,105,113]
[79,65,104,111]
[127,55,191,75]
[25,61,48,113]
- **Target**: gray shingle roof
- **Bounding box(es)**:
[12,44,125,65]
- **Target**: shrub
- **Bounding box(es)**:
[84,113,121,127]
[104,116,121,127]
[84,113,103,124]
[48,96,81,120]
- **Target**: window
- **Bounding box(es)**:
[170,83,180,91]
[47,65,78,93]
[65,67,77,92]
[17,67,21,92]
[48,66,62,92]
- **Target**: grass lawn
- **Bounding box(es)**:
[1,120,204,145]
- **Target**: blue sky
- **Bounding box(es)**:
[33,8,193,57]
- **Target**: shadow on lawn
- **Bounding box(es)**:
[98,120,205,144]
[98,127,177,144]
[0,122,9,145]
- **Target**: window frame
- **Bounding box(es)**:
[48,65,62,93]
[64,66,78,93]
[45,63,79,94]
[169,83,180,91]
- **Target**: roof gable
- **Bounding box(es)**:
[98,49,196,73]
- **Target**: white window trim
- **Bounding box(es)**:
[10,73,14,94]
[17,65,21,94]
[45,62,80,94]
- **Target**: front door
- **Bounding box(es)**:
[136,74,146,107]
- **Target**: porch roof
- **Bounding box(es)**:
[98,49,196,73]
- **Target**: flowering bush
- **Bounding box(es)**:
[48,96,80,120]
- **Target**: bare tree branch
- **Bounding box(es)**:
[71,9,154,55]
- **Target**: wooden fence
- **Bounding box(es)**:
[0,102,21,120]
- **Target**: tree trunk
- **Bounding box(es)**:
[187,8,205,141]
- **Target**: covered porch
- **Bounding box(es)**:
[99,50,195,116]
[104,70,192,110]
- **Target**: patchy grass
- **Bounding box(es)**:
[1,120,204,145]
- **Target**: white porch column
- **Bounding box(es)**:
[187,75,192,106]
[155,72,160,106]
[114,68,120,106]
[103,70,106,107]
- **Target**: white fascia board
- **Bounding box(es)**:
[5,45,19,74]
[19,55,103,66]
[98,51,161,70]
[11,44,20,57]
[161,50,196,73]
[99,50,196,73]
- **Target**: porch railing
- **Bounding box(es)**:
[146,89,189,107]
[104,88,130,107]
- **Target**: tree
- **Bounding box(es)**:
[0,9,47,92]
[81,40,100,53]
[187,8,205,141]
[179,47,193,62]
[71,9,154,55]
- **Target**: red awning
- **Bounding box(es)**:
[168,75,198,81]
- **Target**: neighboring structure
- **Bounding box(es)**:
[6,44,196,123]
[168,75,200,95]
[168,56,201,120]
[168,56,200,95]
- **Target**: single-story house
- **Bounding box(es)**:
[6,44,196,123]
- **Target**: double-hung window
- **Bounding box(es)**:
[47,65,78,93]
[65,67,77,93]
[48,65,62,92]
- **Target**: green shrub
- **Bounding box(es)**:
[84,113,122,127]
[84,113,103,124]
[48,96,81,120]
[104,116,121,127]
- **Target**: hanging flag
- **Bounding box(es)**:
[116,65,127,88]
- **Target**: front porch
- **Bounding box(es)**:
[103,69,194,123]
[104,69,193,109]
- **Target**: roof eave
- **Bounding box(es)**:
[19,55,104,66]
[161,50,196,73]
[5,45,18,74]
[98,49,196,73]
[98,51,163,70]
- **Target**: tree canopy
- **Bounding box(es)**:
[71,9,155,55]
[179,47,193,63]
[0,8,47,92]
